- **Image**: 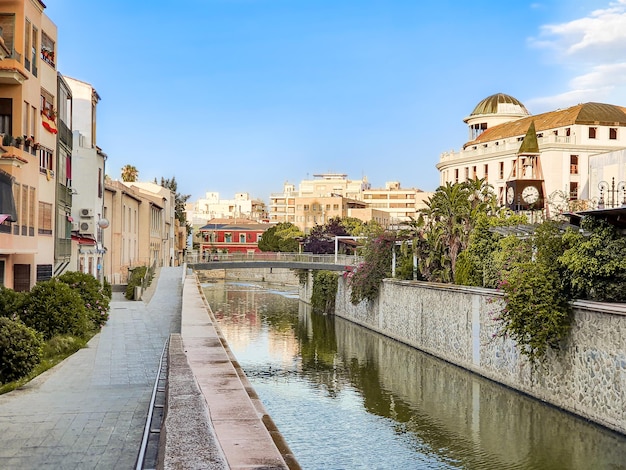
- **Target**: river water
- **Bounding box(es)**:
[202,280,626,470]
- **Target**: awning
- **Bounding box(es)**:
[0,214,9,224]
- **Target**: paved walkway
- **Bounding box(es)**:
[0,267,184,469]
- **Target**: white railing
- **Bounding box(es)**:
[185,251,362,266]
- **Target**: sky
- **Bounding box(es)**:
[44,0,626,203]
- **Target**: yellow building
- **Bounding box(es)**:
[0,1,61,290]
[269,173,429,231]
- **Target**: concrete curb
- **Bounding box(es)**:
[161,334,228,469]
[163,274,299,470]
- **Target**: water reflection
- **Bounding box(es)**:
[203,281,626,470]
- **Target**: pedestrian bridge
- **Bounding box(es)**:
[186,252,361,271]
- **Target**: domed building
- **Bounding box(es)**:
[437,93,626,213]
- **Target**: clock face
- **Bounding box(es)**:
[521,185,540,204]
[506,186,515,205]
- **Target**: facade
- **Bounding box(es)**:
[102,179,179,284]
[53,74,73,275]
[64,76,106,280]
[588,149,626,208]
[186,191,267,226]
[269,174,430,231]
[128,181,176,268]
[437,93,626,212]
[0,1,60,290]
[198,219,269,255]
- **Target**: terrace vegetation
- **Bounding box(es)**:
[262,179,626,364]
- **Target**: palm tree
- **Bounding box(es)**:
[420,179,497,282]
[121,164,139,182]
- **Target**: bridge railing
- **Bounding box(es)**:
[185,251,362,266]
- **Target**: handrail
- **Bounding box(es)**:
[135,338,168,470]
[185,251,362,266]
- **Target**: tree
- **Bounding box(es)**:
[559,216,626,301]
[258,223,303,252]
[121,164,138,182]
[158,176,192,237]
[419,179,497,282]
[303,217,350,254]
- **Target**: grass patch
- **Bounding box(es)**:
[0,332,95,395]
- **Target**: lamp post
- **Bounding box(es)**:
[597,177,626,209]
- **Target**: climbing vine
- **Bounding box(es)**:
[311,271,339,314]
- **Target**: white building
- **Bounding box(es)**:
[437,93,626,212]
[64,76,107,280]
[186,191,266,225]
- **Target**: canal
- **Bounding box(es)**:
[202,280,626,470]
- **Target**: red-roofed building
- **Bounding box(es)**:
[198,219,270,256]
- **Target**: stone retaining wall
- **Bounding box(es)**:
[333,277,626,435]
[196,267,299,286]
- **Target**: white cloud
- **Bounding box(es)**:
[527,1,626,110]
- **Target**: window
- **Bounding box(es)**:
[31,26,38,77]
[569,182,579,200]
[98,168,102,197]
[610,127,618,140]
[472,166,477,179]
[570,155,579,174]
[24,19,31,71]
[484,164,488,181]
[38,201,52,235]
[499,162,504,179]
[39,146,53,172]
[239,234,245,243]
[41,32,55,67]
[464,167,469,180]
[333,204,339,210]
[566,127,571,137]
[454,169,459,183]
[0,98,12,135]
[224,232,232,243]
[589,127,597,139]
[303,204,310,211]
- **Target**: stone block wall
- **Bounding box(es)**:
[334,277,626,435]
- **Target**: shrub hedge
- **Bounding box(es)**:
[21,279,89,340]
[0,317,43,384]
[58,271,110,328]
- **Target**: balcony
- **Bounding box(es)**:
[0,55,27,85]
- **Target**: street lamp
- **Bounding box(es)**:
[597,177,626,209]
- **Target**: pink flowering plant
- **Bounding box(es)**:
[348,233,395,304]
[58,271,111,329]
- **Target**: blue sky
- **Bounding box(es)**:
[45,0,626,203]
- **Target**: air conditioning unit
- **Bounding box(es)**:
[79,220,94,234]
[71,222,79,232]
[80,208,93,218]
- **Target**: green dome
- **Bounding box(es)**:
[471,93,529,116]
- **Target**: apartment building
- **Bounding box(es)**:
[63,76,107,280]
[186,191,267,225]
[0,1,61,290]
[102,179,179,284]
[437,93,626,210]
[269,174,429,232]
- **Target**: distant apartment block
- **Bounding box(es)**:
[186,191,267,226]
[269,173,430,232]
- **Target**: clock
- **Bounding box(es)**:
[506,186,515,205]
[521,185,540,204]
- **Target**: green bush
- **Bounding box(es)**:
[0,286,27,319]
[102,277,112,299]
[22,279,89,340]
[57,271,110,328]
[126,266,149,300]
[0,317,43,383]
